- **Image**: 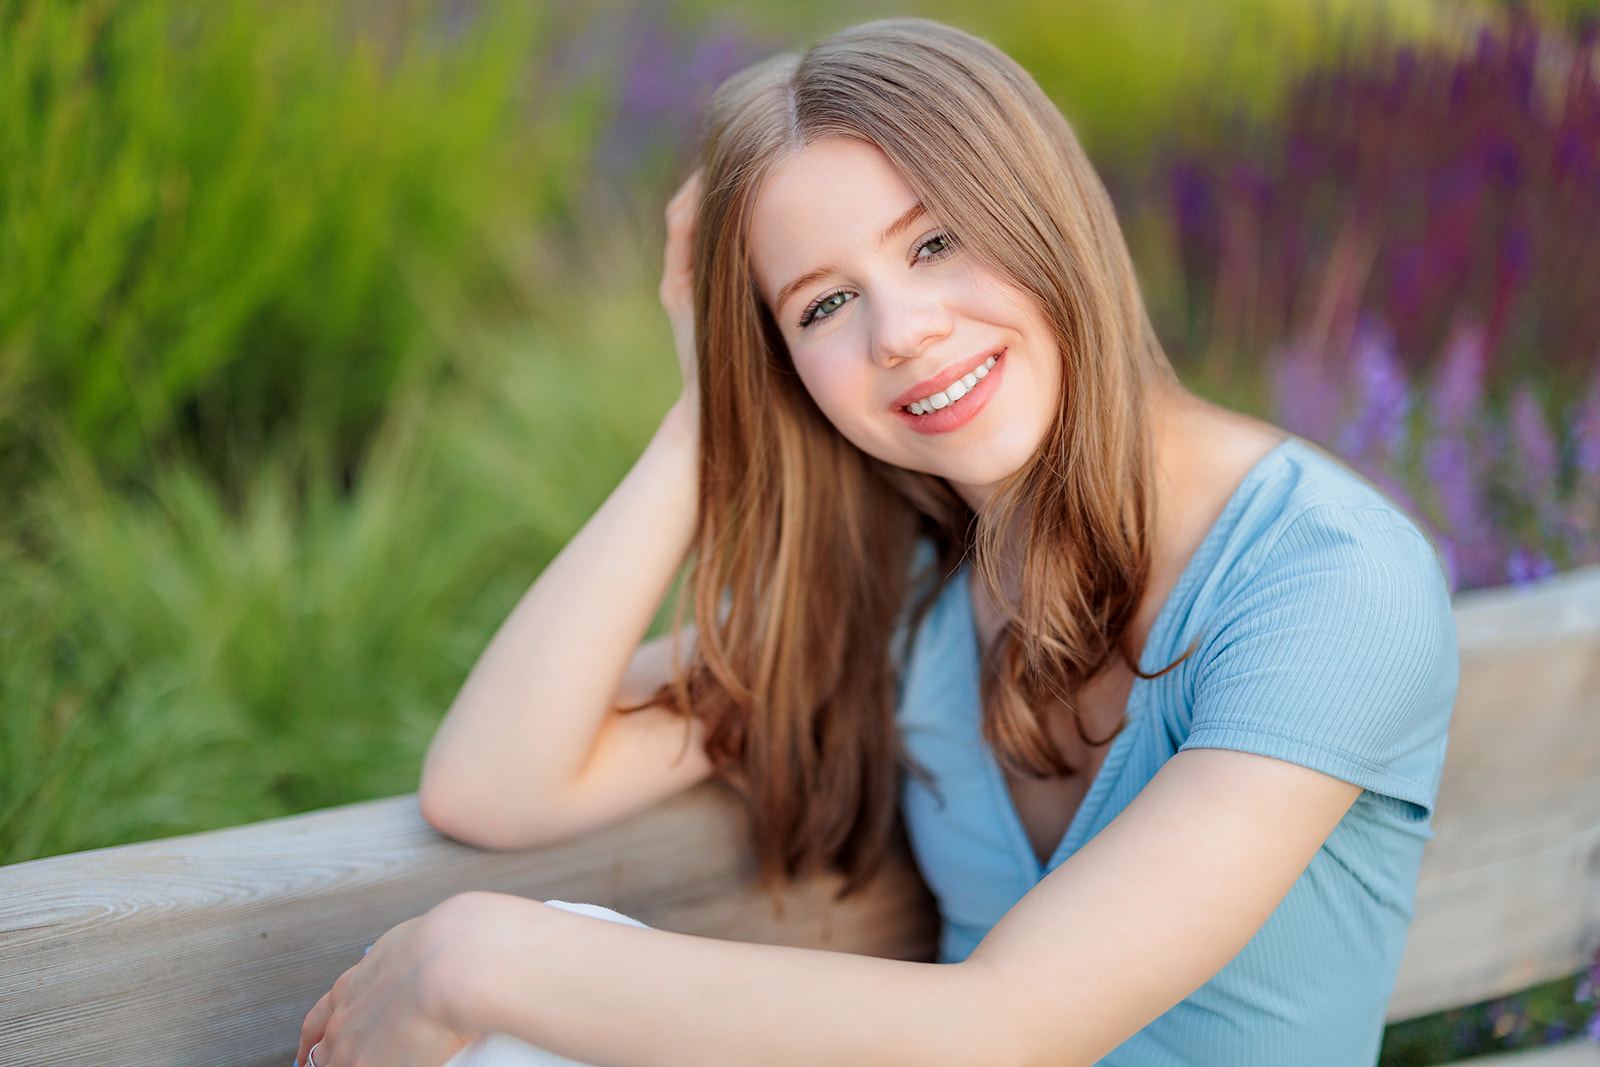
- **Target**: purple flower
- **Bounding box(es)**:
[1565,371,1600,565]
[1426,428,1507,588]
[1428,322,1489,433]
[686,30,745,89]
[1506,545,1556,586]
[1335,319,1411,461]
[1511,387,1558,488]
[1575,372,1600,478]
[589,13,759,181]
[1169,160,1221,268]
[1512,386,1561,533]
[619,24,679,119]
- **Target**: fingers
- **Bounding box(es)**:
[298,988,334,1067]
[659,169,702,313]
[298,958,364,1065]
[666,168,703,227]
[660,169,704,395]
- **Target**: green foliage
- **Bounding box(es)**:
[0,0,586,486]
[1380,972,1592,1063]
[0,289,679,865]
[928,0,1457,162]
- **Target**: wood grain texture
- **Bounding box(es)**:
[0,782,936,1067]
[2,564,1597,1060]
[1390,564,1600,1020]
[1456,1039,1600,1067]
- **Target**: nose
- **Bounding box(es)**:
[869,286,954,368]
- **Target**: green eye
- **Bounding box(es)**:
[799,290,852,327]
[916,233,954,259]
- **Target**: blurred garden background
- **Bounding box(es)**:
[2,0,1598,1059]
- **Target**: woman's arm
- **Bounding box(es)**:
[418,175,712,850]
[307,748,1358,1067]
[417,403,709,849]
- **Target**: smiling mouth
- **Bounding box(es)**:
[904,355,998,415]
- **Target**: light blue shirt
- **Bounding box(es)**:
[896,440,1458,1066]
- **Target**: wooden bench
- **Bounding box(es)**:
[3,565,1598,1067]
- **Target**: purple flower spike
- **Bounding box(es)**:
[1429,322,1489,433]
[1512,386,1561,533]
[1583,945,1600,1045]
[1426,434,1488,541]
[1565,370,1600,566]
[1336,319,1411,462]
[1511,388,1557,487]
[1506,545,1556,587]
[1575,372,1600,478]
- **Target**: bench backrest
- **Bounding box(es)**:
[2,565,1597,1066]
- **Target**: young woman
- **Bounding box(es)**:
[298,19,1456,1067]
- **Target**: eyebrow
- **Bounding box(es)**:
[771,201,930,316]
[878,201,928,247]
[775,266,836,317]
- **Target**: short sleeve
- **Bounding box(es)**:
[1180,506,1459,817]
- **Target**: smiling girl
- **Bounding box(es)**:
[298,19,1457,1067]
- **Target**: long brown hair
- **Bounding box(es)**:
[663,18,1176,892]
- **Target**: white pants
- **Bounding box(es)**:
[441,902,648,1067]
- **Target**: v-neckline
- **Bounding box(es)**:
[954,438,1295,880]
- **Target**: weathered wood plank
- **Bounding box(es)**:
[2,564,1597,1059]
[1390,565,1600,1019]
[1456,1039,1600,1066]
[0,783,936,1067]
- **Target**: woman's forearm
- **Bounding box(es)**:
[418,400,701,847]
[428,893,1019,1067]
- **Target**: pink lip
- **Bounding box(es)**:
[893,349,1005,436]
[890,348,1004,411]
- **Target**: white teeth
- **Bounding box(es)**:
[905,355,998,416]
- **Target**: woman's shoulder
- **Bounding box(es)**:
[1154,410,1458,708]
[1172,438,1459,819]
[1152,391,1441,610]
[1205,435,1445,595]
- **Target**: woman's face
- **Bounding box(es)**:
[749,137,1062,507]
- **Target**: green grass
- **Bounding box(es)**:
[0,283,679,864]
[0,0,593,488]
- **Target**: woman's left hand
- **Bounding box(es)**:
[296,907,480,1067]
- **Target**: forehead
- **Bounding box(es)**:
[748,137,919,301]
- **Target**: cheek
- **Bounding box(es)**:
[790,345,869,434]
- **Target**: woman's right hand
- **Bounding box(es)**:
[659,170,703,407]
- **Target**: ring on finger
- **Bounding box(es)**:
[307,1043,321,1067]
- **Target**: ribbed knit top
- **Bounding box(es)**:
[895,438,1459,1066]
